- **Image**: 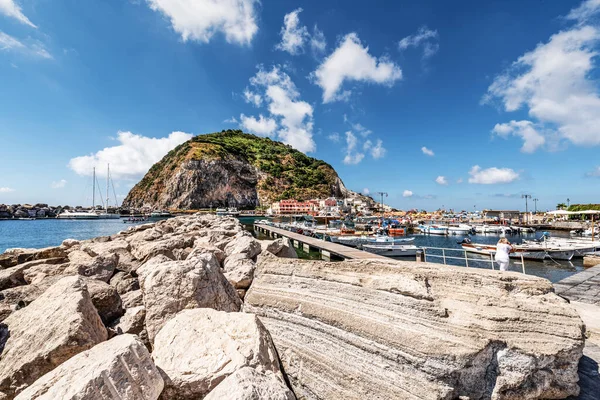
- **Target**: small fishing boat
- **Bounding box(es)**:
[334,235,415,248]
[460,242,574,261]
[216,207,241,217]
[421,225,449,235]
[362,244,419,257]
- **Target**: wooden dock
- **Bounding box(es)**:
[253,224,389,261]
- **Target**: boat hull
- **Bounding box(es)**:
[363,245,418,257]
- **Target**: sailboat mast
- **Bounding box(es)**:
[92,167,95,210]
[106,164,110,213]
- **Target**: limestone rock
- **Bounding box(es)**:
[22,258,70,285]
[81,239,138,272]
[152,309,281,399]
[60,238,80,249]
[0,247,66,269]
[130,237,194,264]
[204,367,295,400]
[186,243,226,265]
[110,271,140,295]
[138,254,241,343]
[0,276,107,398]
[111,306,145,335]
[15,334,163,400]
[266,238,297,259]
[224,233,261,259]
[0,276,63,322]
[63,252,118,282]
[244,256,585,400]
[86,279,124,325]
[0,258,66,290]
[121,290,144,309]
[223,253,256,289]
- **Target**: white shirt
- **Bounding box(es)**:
[495,243,511,262]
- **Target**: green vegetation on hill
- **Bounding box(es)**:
[129,130,343,207]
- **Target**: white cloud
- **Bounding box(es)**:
[310,25,326,53]
[457,178,464,184]
[146,0,259,45]
[0,0,36,28]
[69,131,193,179]
[435,176,448,185]
[243,88,262,107]
[468,165,520,184]
[421,146,434,156]
[223,116,238,124]
[370,139,386,159]
[0,31,51,59]
[352,123,372,137]
[313,33,402,103]
[239,113,277,136]
[276,8,309,55]
[398,26,439,59]
[566,0,600,22]
[586,166,600,177]
[51,179,67,189]
[244,66,316,152]
[0,187,15,193]
[403,190,413,198]
[492,120,546,153]
[343,131,364,165]
[363,188,370,194]
[327,132,340,142]
[484,7,600,150]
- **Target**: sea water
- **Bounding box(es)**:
[0,217,585,283]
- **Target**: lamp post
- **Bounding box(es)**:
[522,194,532,224]
[376,192,388,218]
[533,198,539,214]
[567,198,570,209]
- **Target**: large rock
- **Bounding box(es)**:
[223,254,256,289]
[224,232,262,259]
[121,289,144,309]
[204,367,294,400]
[15,334,163,400]
[152,309,281,399]
[111,306,146,336]
[86,279,124,325]
[81,239,139,272]
[0,276,107,398]
[130,237,194,264]
[265,238,298,259]
[244,256,585,400]
[138,254,241,343]
[110,271,140,295]
[0,277,63,321]
[0,258,66,290]
[63,252,118,282]
[0,247,66,269]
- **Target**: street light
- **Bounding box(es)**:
[522,194,532,224]
[376,192,388,217]
[567,198,571,209]
[533,198,539,214]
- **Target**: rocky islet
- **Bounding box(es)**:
[0,214,588,399]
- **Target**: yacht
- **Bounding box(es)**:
[216,207,241,217]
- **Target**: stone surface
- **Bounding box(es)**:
[224,232,262,259]
[265,238,298,259]
[0,247,66,269]
[0,276,107,398]
[112,306,146,335]
[139,254,241,343]
[244,255,585,400]
[152,309,281,399]
[86,279,124,325]
[0,258,66,290]
[110,271,140,295]
[15,334,163,400]
[204,367,294,400]
[223,253,256,289]
[121,290,144,309]
[63,252,118,282]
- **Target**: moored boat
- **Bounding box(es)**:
[362,244,419,257]
[460,242,574,261]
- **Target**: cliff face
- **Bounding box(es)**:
[122,130,348,210]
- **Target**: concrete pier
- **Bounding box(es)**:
[254,224,388,261]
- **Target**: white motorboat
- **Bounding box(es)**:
[57,210,99,220]
[420,225,449,235]
[447,224,473,235]
[334,235,415,248]
[474,225,503,234]
[216,207,241,217]
[523,237,600,257]
[362,244,419,257]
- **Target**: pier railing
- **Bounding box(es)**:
[420,247,526,274]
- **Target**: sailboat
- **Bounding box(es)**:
[57,166,119,219]
[95,164,120,219]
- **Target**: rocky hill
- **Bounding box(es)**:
[122,130,349,210]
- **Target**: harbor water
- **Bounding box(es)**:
[0,217,588,283]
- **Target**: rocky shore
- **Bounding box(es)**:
[0,214,587,399]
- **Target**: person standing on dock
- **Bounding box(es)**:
[495,238,513,271]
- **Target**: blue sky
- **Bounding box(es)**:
[1,0,599,211]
